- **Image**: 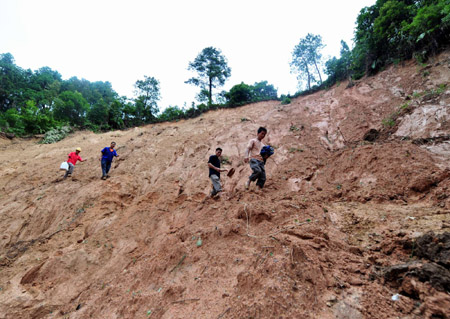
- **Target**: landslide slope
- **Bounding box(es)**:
[0,52,449,319]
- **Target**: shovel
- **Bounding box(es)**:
[227,167,235,177]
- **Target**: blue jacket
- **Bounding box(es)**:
[101,147,118,162]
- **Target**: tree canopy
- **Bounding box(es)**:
[134,76,161,123]
[185,47,231,106]
[1,0,449,137]
[290,34,325,90]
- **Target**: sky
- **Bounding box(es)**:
[1,0,376,110]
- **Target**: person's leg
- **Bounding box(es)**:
[249,159,263,181]
[105,161,112,176]
[246,159,261,189]
[64,163,74,179]
[255,161,266,188]
[210,175,222,196]
[101,160,107,178]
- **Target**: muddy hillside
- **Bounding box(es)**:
[0,52,449,319]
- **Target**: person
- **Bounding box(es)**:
[64,147,86,179]
[207,147,228,197]
[100,142,119,180]
[244,127,268,190]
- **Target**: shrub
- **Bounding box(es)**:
[382,117,396,128]
[281,95,291,105]
[41,126,72,144]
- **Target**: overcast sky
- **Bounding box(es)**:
[1,0,375,110]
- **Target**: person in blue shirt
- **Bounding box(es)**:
[99,142,119,180]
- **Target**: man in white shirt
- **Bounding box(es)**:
[244,127,268,190]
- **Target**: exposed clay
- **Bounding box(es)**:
[0,52,449,318]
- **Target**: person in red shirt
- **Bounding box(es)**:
[64,147,87,179]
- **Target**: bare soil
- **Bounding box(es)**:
[0,52,449,319]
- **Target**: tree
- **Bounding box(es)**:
[53,91,89,126]
[225,82,254,107]
[252,81,278,101]
[185,47,231,106]
[108,99,125,129]
[225,81,278,107]
[87,99,109,129]
[30,66,62,110]
[324,40,353,85]
[291,34,325,90]
[158,106,185,122]
[0,53,27,111]
[134,76,160,123]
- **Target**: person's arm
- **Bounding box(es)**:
[244,140,253,163]
[99,148,105,161]
[114,150,119,157]
[208,162,227,172]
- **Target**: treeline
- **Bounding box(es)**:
[1,0,449,137]
[322,0,449,90]
[0,51,278,136]
[289,0,449,98]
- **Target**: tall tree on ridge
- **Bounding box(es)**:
[134,76,160,123]
[185,47,231,106]
[291,33,325,90]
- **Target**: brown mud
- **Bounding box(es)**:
[0,52,449,318]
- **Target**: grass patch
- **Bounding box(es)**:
[289,147,303,153]
[382,117,396,128]
[399,102,410,110]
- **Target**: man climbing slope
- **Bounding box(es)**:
[64,147,86,179]
[100,141,119,180]
[207,147,228,197]
[244,127,273,190]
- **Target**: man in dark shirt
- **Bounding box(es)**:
[207,148,228,197]
[100,142,119,180]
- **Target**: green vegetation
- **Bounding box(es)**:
[225,81,278,107]
[2,1,449,137]
[185,47,231,106]
[0,49,279,137]
[41,126,72,144]
[289,147,303,153]
[280,95,291,105]
[290,33,325,90]
[324,0,450,88]
[399,102,410,110]
[382,117,396,128]
[424,83,447,98]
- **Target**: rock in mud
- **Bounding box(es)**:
[415,231,450,267]
[363,129,379,142]
[383,261,450,293]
